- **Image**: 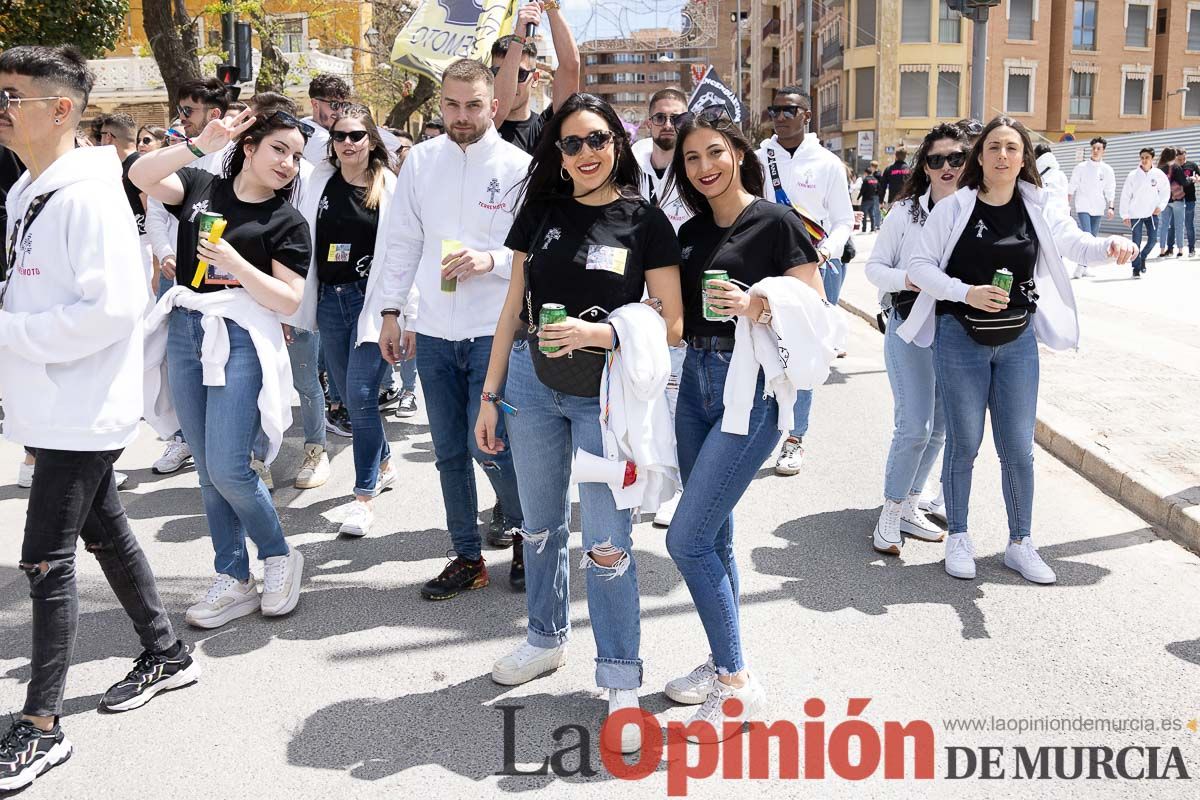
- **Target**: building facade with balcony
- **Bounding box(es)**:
[747,0,783,127]
[580,29,687,125]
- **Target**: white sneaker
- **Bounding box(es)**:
[261,549,304,617]
[944,532,977,579]
[251,459,274,492]
[17,461,34,488]
[491,641,567,686]
[293,444,330,489]
[684,673,767,743]
[918,485,946,523]
[1003,538,1057,584]
[115,471,130,490]
[152,437,192,474]
[899,493,944,542]
[604,689,644,754]
[339,501,374,538]
[664,657,717,705]
[653,491,681,528]
[872,500,903,555]
[774,437,804,476]
[374,464,397,494]
[185,574,260,629]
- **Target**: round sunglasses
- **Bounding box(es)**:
[331,129,369,143]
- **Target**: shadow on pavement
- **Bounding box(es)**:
[1165,638,1200,667]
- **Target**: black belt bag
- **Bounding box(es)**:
[952,307,1031,347]
[889,289,918,320]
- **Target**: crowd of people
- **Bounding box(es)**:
[0,5,1142,789]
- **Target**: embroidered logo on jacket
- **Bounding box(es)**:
[479,178,507,210]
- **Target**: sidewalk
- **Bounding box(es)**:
[840,229,1200,554]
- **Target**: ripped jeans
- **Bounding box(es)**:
[20,448,176,717]
[504,341,642,689]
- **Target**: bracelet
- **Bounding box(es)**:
[381,308,401,317]
[481,391,502,405]
[186,141,206,159]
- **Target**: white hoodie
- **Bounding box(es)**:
[1068,158,1116,216]
[0,146,147,450]
[632,137,692,232]
[1119,165,1171,220]
[1036,152,1070,219]
[757,133,855,259]
[378,125,531,341]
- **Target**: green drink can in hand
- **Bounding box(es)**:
[992,268,1014,294]
[703,269,731,321]
[539,303,567,353]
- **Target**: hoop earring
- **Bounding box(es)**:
[560,166,570,182]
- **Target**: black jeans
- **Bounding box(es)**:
[19,448,176,717]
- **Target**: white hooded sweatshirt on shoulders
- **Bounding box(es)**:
[756,133,855,259]
[0,146,147,451]
[632,137,692,232]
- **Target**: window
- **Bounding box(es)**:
[855,67,875,119]
[857,0,877,46]
[1069,71,1094,119]
[1123,75,1146,115]
[1009,0,1034,40]
[901,0,931,43]
[1006,72,1031,113]
[274,15,306,53]
[937,70,960,117]
[1159,7,1169,35]
[939,1,961,43]
[1126,3,1150,47]
[1073,1,1096,50]
[1153,74,1164,101]
[1186,79,1200,116]
[900,71,929,117]
[585,74,599,85]
[585,55,599,65]
[1190,9,1200,49]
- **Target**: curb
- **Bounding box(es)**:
[837,295,1200,556]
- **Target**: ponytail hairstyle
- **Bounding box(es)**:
[224,110,310,202]
[328,104,391,211]
[896,122,970,224]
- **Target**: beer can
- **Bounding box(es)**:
[539,303,567,353]
[703,269,730,321]
[992,268,1014,294]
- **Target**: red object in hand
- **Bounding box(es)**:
[622,461,638,489]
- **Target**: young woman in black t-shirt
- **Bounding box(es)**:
[474,93,683,754]
[130,109,311,628]
[658,109,822,739]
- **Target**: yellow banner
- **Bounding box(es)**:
[390,0,519,82]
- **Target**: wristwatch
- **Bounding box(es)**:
[381,308,401,318]
[756,301,773,326]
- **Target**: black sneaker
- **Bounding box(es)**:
[487,503,514,548]
[378,387,401,410]
[100,641,201,712]
[0,719,72,792]
[510,533,525,592]
[325,406,352,438]
[421,554,489,600]
[395,390,419,419]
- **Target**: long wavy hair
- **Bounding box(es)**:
[223,112,307,202]
[1157,147,1177,172]
[957,115,1041,193]
[328,104,391,211]
[666,111,764,218]
[896,122,970,223]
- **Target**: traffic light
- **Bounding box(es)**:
[217,64,240,85]
[235,22,254,85]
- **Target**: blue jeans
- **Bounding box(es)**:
[379,359,417,393]
[1187,200,1197,253]
[667,346,782,674]
[934,315,1039,541]
[1131,216,1157,272]
[504,341,641,688]
[156,275,185,443]
[167,309,289,581]
[862,197,881,231]
[788,257,844,438]
[252,327,327,461]
[416,332,523,560]
[1076,212,1102,267]
[883,310,945,502]
[318,279,392,496]
[1161,200,1186,250]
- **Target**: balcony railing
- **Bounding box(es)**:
[821,39,843,67]
[818,103,840,131]
[763,18,782,42]
[763,63,780,81]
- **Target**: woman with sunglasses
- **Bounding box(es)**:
[475,93,683,754]
[290,105,399,536]
[898,117,1136,585]
[130,108,312,627]
[864,123,969,555]
[137,125,168,154]
[659,106,822,738]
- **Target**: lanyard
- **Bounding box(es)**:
[766,149,792,207]
[1,189,57,307]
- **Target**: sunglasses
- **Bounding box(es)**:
[767,104,803,120]
[177,104,209,119]
[648,112,688,127]
[314,97,351,112]
[268,111,315,139]
[926,151,967,169]
[555,129,614,157]
[0,89,64,112]
[490,65,534,83]
[139,136,157,145]
[331,129,369,143]
[676,105,729,128]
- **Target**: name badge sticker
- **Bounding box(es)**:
[329,243,352,263]
[585,245,628,276]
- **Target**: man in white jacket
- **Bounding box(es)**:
[378,59,530,599]
[0,45,198,793]
[633,88,692,232]
[1120,147,1170,277]
[1068,136,1116,277]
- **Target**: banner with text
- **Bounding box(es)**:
[391,0,518,83]
[687,66,746,126]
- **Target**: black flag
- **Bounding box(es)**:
[687,67,746,126]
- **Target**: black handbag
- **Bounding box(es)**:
[952,307,1031,346]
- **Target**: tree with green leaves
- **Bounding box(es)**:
[0,0,129,58]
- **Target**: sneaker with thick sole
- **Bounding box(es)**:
[653,491,681,528]
[510,533,525,591]
[944,532,977,580]
[1004,538,1057,584]
[100,641,201,712]
[152,437,193,474]
[604,689,644,754]
[774,437,804,476]
[918,487,947,523]
[872,500,903,555]
[422,555,489,600]
[325,406,352,438]
[395,390,419,419]
[261,549,304,616]
[665,657,717,705]
[899,494,944,542]
[185,574,260,629]
[293,444,331,489]
[17,461,34,488]
[378,387,401,410]
[487,503,513,548]
[250,459,274,492]
[375,465,397,494]
[684,673,767,743]
[0,719,72,792]
[339,501,374,538]
[115,471,130,490]
[491,641,567,685]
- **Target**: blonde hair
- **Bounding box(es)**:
[329,105,389,211]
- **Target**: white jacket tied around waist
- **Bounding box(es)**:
[593,303,680,512]
[897,184,1120,352]
[0,146,147,451]
[722,277,842,436]
[377,126,531,341]
[144,287,293,465]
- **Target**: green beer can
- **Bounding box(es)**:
[539,303,567,353]
[992,268,1014,294]
[703,269,730,321]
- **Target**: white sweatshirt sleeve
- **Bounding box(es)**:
[863,203,912,294]
[379,152,424,310]
[1045,196,1111,266]
[1103,163,1116,208]
[822,162,855,259]
[906,199,971,303]
[488,246,514,280]
[1119,171,1135,219]
[145,197,176,261]
[1068,163,1081,198]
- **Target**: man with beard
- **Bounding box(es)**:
[633,88,692,232]
[376,59,530,598]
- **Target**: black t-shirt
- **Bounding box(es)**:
[498,107,553,155]
[860,173,881,202]
[1169,164,1189,200]
[314,172,378,285]
[881,161,911,203]
[1181,161,1199,202]
[167,168,311,293]
[941,192,1039,316]
[121,152,147,236]
[678,199,820,339]
[506,195,680,324]
[0,145,25,276]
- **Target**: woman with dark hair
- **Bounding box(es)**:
[474,93,683,753]
[864,123,969,555]
[898,116,1135,585]
[660,107,824,737]
[131,108,311,627]
[1156,147,1180,256]
[137,124,169,153]
[290,104,399,536]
